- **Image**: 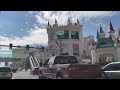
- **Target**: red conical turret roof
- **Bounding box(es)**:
[108,21,115,33]
[100,25,104,33]
[92,41,96,46]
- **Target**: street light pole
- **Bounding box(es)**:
[59,37,63,55]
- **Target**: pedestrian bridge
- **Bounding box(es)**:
[29,56,42,68]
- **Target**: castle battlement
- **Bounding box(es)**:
[47,18,82,31]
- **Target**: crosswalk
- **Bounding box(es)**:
[29,55,41,68]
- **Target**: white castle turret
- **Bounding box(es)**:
[117,28,120,38]
[115,35,120,62]
[90,41,97,64]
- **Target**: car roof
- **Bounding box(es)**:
[52,55,75,57]
[108,62,120,64]
[102,62,120,69]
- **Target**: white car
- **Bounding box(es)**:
[102,62,120,79]
[0,67,12,79]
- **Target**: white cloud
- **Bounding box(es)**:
[0,11,119,47]
[34,11,119,26]
[0,28,48,46]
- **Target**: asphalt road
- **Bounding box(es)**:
[12,70,38,79]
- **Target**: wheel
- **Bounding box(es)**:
[56,77,62,79]
[38,70,46,79]
[38,74,46,79]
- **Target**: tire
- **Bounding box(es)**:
[38,71,46,79]
[56,77,62,79]
[38,74,46,79]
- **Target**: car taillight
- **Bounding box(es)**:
[68,68,72,76]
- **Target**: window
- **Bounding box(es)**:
[44,59,49,66]
[57,31,69,39]
[104,63,120,71]
[73,44,79,56]
[49,33,55,40]
[54,56,78,64]
[73,53,79,56]
[0,67,11,72]
[71,31,79,39]
[62,53,68,55]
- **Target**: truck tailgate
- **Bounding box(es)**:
[69,64,102,79]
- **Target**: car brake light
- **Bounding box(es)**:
[68,68,72,76]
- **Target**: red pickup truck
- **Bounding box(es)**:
[38,56,102,79]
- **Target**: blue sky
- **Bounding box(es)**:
[0,11,120,48]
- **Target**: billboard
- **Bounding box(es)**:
[71,31,79,39]
[0,49,12,58]
[96,38,114,49]
[57,31,69,39]
[12,48,27,58]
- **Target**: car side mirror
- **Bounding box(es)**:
[101,68,105,71]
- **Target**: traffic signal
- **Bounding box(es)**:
[9,43,12,50]
[41,46,44,52]
[26,45,29,51]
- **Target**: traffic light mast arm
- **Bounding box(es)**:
[0,45,35,48]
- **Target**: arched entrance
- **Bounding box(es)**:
[99,53,114,63]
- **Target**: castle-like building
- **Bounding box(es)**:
[89,21,120,64]
[46,19,120,64]
[30,18,120,66]
[46,18,86,62]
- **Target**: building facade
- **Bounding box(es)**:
[89,21,120,64]
[46,19,84,62]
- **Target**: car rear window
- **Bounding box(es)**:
[54,56,78,64]
[0,67,11,72]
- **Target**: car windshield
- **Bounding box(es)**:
[0,67,11,72]
[54,56,78,64]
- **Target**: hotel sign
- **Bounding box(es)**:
[96,38,114,49]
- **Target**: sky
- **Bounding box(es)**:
[0,11,120,49]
